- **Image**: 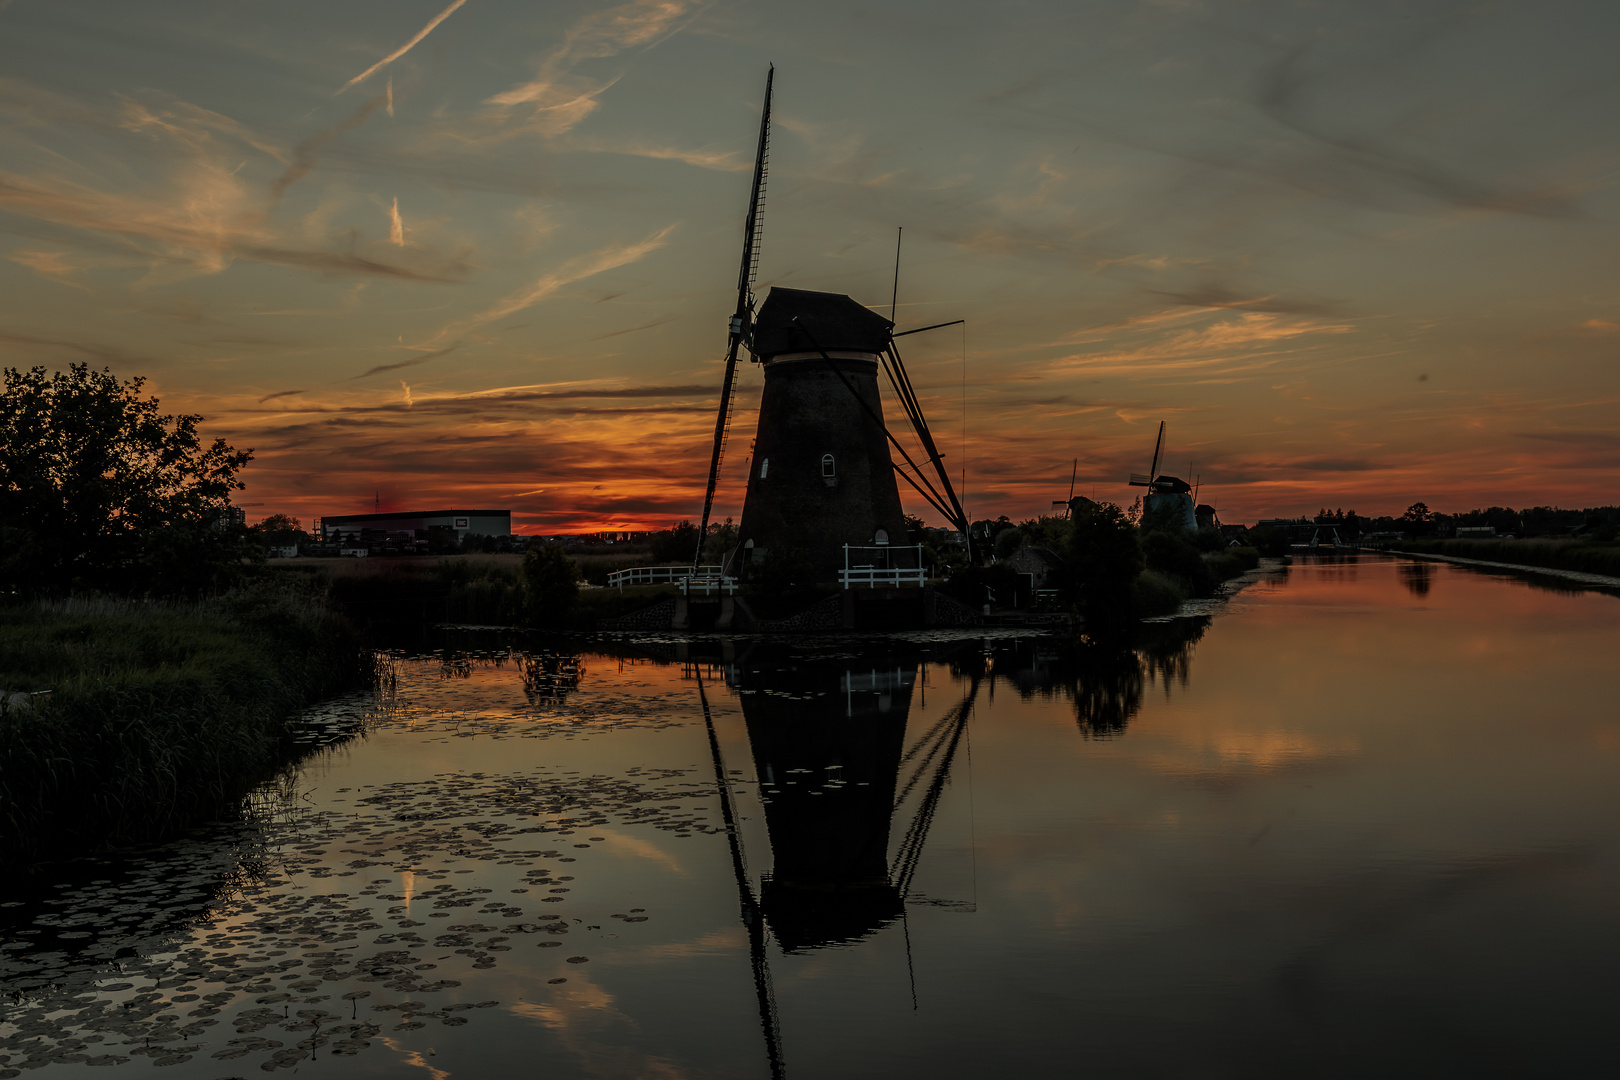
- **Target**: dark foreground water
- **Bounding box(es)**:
[4,554,1620,1078]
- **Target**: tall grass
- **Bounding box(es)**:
[1399,538,1620,578]
[0,582,376,863]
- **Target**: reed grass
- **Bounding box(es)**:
[0,582,375,863]
[1398,538,1620,578]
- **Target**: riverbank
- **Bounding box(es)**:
[1390,538,1620,579]
[0,584,377,864]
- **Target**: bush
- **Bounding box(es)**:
[940,563,1021,608]
[1131,570,1187,619]
[1205,546,1261,583]
[649,522,700,564]
[1141,530,1215,597]
[1247,525,1291,557]
[521,545,580,624]
[1059,501,1144,637]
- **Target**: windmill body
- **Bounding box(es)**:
[1144,487,1197,533]
[1128,421,1198,533]
[735,288,916,583]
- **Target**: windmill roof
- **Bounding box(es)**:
[751,287,894,358]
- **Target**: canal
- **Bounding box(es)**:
[4,553,1618,1077]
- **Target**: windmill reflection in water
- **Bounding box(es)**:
[686,621,1208,1076]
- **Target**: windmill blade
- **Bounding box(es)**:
[1149,420,1165,481]
[1068,458,1077,502]
[694,65,774,571]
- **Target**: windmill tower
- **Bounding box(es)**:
[1126,421,1197,532]
[735,289,915,580]
[694,68,969,586]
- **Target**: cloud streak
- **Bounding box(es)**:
[426,225,676,345]
[340,0,470,92]
[478,1,700,139]
[350,346,458,380]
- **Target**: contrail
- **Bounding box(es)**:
[341,0,469,92]
[389,197,404,246]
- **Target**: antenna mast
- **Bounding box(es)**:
[890,226,902,322]
[694,65,774,572]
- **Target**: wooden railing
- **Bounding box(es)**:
[839,544,927,589]
[606,565,722,590]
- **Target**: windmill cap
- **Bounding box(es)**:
[752,287,894,358]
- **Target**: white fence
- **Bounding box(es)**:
[680,575,739,596]
[606,565,722,590]
[839,544,927,589]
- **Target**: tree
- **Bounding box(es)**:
[1058,500,1143,637]
[254,514,308,546]
[521,543,579,624]
[0,364,253,595]
[701,516,738,565]
[649,520,699,564]
[1403,501,1432,524]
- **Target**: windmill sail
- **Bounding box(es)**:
[694,65,774,572]
[1128,421,1168,489]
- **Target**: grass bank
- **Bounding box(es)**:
[1132,546,1262,619]
[1394,538,1620,578]
[0,584,375,863]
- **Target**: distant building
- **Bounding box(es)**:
[1456,526,1497,538]
[319,509,511,542]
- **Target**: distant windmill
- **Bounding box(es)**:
[1126,421,1196,531]
[1050,458,1083,517]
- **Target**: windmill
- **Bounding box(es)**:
[1126,421,1196,531]
[694,68,970,584]
[1049,458,1086,517]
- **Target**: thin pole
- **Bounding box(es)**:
[890,227,903,323]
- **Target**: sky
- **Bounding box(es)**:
[1,0,1617,533]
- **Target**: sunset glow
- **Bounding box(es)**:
[2,1,1616,532]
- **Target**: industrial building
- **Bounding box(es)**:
[318,510,511,542]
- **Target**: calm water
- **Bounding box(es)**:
[5,554,1620,1078]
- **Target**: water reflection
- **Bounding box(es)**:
[522,650,585,705]
[731,653,917,950]
[1400,560,1435,597]
[699,624,1208,953]
[991,620,1208,737]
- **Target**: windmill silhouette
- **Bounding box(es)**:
[1126,421,1195,531]
[692,68,970,585]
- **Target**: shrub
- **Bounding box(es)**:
[1059,501,1144,637]
[1131,570,1187,618]
[521,545,580,624]
[1141,530,1215,597]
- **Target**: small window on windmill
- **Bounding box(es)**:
[821,453,837,486]
[759,458,769,479]
[874,529,889,546]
